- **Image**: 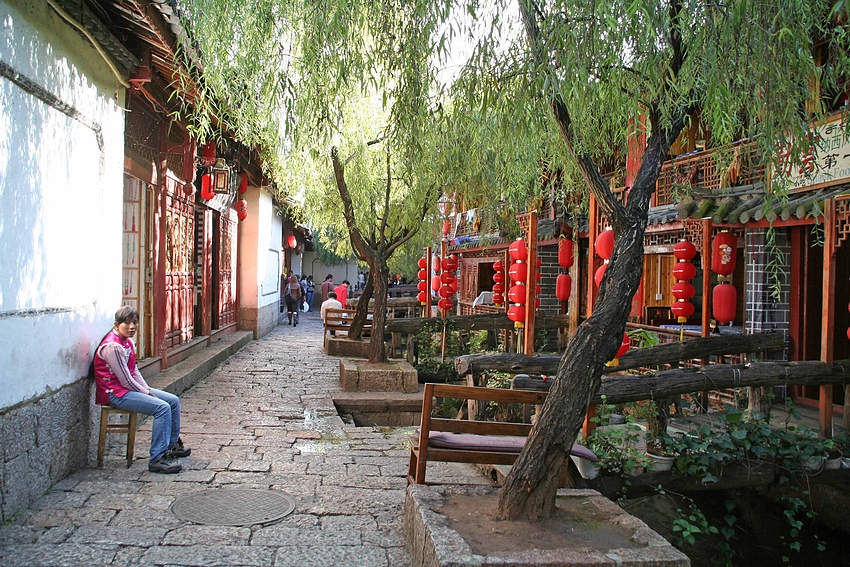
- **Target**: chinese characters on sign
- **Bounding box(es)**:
[777,118,850,190]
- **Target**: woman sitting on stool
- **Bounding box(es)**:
[92,306,190,473]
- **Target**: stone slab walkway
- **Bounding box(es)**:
[0,311,490,566]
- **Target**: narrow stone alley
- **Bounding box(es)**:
[0,312,487,567]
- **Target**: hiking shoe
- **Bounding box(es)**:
[148,456,181,474]
[166,438,191,459]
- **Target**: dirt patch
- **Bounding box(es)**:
[438,492,643,555]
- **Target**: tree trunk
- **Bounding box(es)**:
[348,275,374,340]
[366,258,390,363]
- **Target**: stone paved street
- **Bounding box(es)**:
[0,312,489,566]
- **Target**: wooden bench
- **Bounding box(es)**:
[407,383,597,485]
[323,308,373,349]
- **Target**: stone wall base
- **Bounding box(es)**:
[0,380,92,522]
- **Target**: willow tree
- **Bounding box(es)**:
[443,0,849,521]
[179,0,847,520]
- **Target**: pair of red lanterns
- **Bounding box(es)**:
[555,236,573,301]
[670,232,738,324]
[593,229,615,287]
[504,238,541,327]
[417,255,458,311]
[205,177,249,221]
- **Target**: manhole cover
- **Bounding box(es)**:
[170,489,296,526]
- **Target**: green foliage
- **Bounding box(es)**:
[585,397,649,475]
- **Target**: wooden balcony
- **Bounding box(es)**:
[655,140,765,206]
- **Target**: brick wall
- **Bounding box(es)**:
[745,228,790,361]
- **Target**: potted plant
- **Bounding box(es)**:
[823,437,844,470]
[585,397,649,477]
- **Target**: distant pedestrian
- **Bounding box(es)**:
[305,276,315,311]
[357,271,365,291]
[321,274,334,303]
[285,275,302,326]
[335,280,350,308]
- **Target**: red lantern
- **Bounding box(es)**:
[595,229,615,260]
[671,301,695,319]
[713,282,737,324]
[712,231,737,276]
[238,173,248,194]
[616,333,630,358]
[237,199,248,222]
[493,294,504,305]
[493,260,503,272]
[417,281,427,291]
[449,277,458,293]
[417,269,427,281]
[493,271,505,283]
[417,291,428,303]
[672,261,697,281]
[431,275,441,291]
[594,264,607,287]
[442,219,451,235]
[200,174,214,200]
[508,262,527,284]
[442,254,458,271]
[418,257,428,269]
[672,281,695,300]
[438,298,454,311]
[558,237,574,268]
[201,141,216,160]
[492,282,505,295]
[509,239,528,261]
[439,285,454,298]
[847,327,850,341]
[286,234,297,248]
[673,240,696,261]
[433,256,441,272]
[508,284,526,304]
[535,284,541,295]
[556,274,571,301]
[440,272,457,286]
[507,305,525,324]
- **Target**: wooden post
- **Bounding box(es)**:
[820,198,836,438]
[524,211,538,356]
[587,195,599,316]
[701,219,712,338]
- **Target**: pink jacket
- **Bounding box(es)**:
[93,331,149,405]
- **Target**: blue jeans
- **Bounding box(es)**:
[306,291,314,311]
[109,388,181,463]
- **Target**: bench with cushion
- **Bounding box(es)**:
[407,382,597,485]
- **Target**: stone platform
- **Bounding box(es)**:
[339,358,418,393]
[404,484,690,567]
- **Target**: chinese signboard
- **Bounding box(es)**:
[778,118,850,190]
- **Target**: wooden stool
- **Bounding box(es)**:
[97,405,138,468]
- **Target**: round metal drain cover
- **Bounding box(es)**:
[170,489,296,526]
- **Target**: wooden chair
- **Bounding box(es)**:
[97,405,138,468]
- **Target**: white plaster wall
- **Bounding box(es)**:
[0,0,125,409]
[238,186,283,308]
[301,251,360,287]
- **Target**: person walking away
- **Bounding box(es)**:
[285,275,302,326]
[305,276,315,311]
[92,306,190,473]
[299,275,308,309]
[357,271,365,291]
[335,280,350,308]
[321,291,343,335]
[320,274,334,303]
